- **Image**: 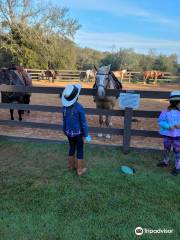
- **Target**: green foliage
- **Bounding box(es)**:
[0,0,80,69]
[100,49,135,70]
[76,47,106,70]
[100,49,179,72]
[153,54,178,73]
[0,1,179,71]
[139,54,154,71]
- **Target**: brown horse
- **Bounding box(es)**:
[143,70,164,84]
[94,65,122,139]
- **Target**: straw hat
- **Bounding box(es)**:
[61,84,82,107]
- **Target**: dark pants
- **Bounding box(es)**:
[67,134,84,159]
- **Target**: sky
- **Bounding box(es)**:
[58,0,180,60]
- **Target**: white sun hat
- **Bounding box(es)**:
[61,84,82,107]
[169,91,180,102]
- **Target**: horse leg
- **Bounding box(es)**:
[24,95,30,114]
[18,110,23,121]
[153,77,157,85]
[27,96,30,113]
[97,115,103,137]
[105,115,111,139]
[143,77,146,84]
[10,109,14,120]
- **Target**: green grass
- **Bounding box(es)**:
[0,140,179,240]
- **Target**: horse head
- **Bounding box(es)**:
[95,64,112,98]
[157,71,164,78]
[0,69,13,85]
[0,68,25,86]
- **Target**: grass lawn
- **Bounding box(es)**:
[0,140,179,240]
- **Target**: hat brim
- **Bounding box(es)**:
[62,84,82,107]
[169,97,180,102]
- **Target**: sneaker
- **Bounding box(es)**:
[171,168,180,176]
[157,162,168,167]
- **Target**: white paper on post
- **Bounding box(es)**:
[118,93,140,109]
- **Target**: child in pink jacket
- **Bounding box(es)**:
[157,91,180,176]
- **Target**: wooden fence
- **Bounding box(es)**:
[26,69,83,81]
[115,71,180,83]
[26,69,180,84]
[0,85,170,152]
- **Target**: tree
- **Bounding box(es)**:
[139,54,154,71]
[101,48,139,71]
[153,54,178,72]
[0,0,80,68]
[76,47,105,70]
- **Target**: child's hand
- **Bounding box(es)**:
[85,135,92,142]
[174,124,180,129]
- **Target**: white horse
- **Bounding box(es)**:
[86,69,96,82]
[93,65,122,139]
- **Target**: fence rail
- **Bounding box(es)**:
[0,103,161,117]
[0,85,168,152]
[26,69,84,81]
[0,85,170,98]
[26,69,180,83]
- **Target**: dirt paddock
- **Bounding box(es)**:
[0,80,179,149]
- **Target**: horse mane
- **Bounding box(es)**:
[109,71,122,89]
[93,71,122,90]
[93,83,96,89]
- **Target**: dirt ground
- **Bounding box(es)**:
[0,80,179,149]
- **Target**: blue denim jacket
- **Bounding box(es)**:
[63,102,88,137]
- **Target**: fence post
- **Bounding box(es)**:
[123,107,133,153]
[129,72,131,83]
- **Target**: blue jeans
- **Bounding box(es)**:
[67,134,84,159]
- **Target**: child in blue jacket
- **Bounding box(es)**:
[61,84,91,176]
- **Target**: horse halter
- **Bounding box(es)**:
[95,72,110,89]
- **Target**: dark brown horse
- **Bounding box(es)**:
[0,68,31,121]
[94,65,122,138]
[40,70,57,83]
